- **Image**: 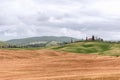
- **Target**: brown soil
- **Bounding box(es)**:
[0,49,120,80]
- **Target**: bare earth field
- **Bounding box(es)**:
[0,50,120,80]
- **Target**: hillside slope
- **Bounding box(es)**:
[51,41,120,56]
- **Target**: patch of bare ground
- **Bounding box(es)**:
[0,49,120,80]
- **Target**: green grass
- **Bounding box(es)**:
[51,41,120,56]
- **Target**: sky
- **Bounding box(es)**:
[0,0,120,41]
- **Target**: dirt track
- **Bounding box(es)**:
[0,49,120,80]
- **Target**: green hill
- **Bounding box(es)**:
[51,41,120,56]
[6,36,78,46]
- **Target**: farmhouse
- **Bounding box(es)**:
[86,35,103,41]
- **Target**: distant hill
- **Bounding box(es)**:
[0,41,7,47]
[6,36,79,46]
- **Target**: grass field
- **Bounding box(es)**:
[51,41,120,56]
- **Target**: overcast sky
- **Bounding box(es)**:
[0,0,120,41]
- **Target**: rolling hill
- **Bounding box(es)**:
[51,41,120,56]
[4,37,120,57]
[6,36,78,46]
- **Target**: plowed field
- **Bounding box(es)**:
[0,50,120,80]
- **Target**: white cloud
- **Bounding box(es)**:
[0,0,120,40]
[60,28,86,39]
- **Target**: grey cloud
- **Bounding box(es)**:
[0,0,120,40]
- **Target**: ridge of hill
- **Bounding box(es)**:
[6,36,78,46]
